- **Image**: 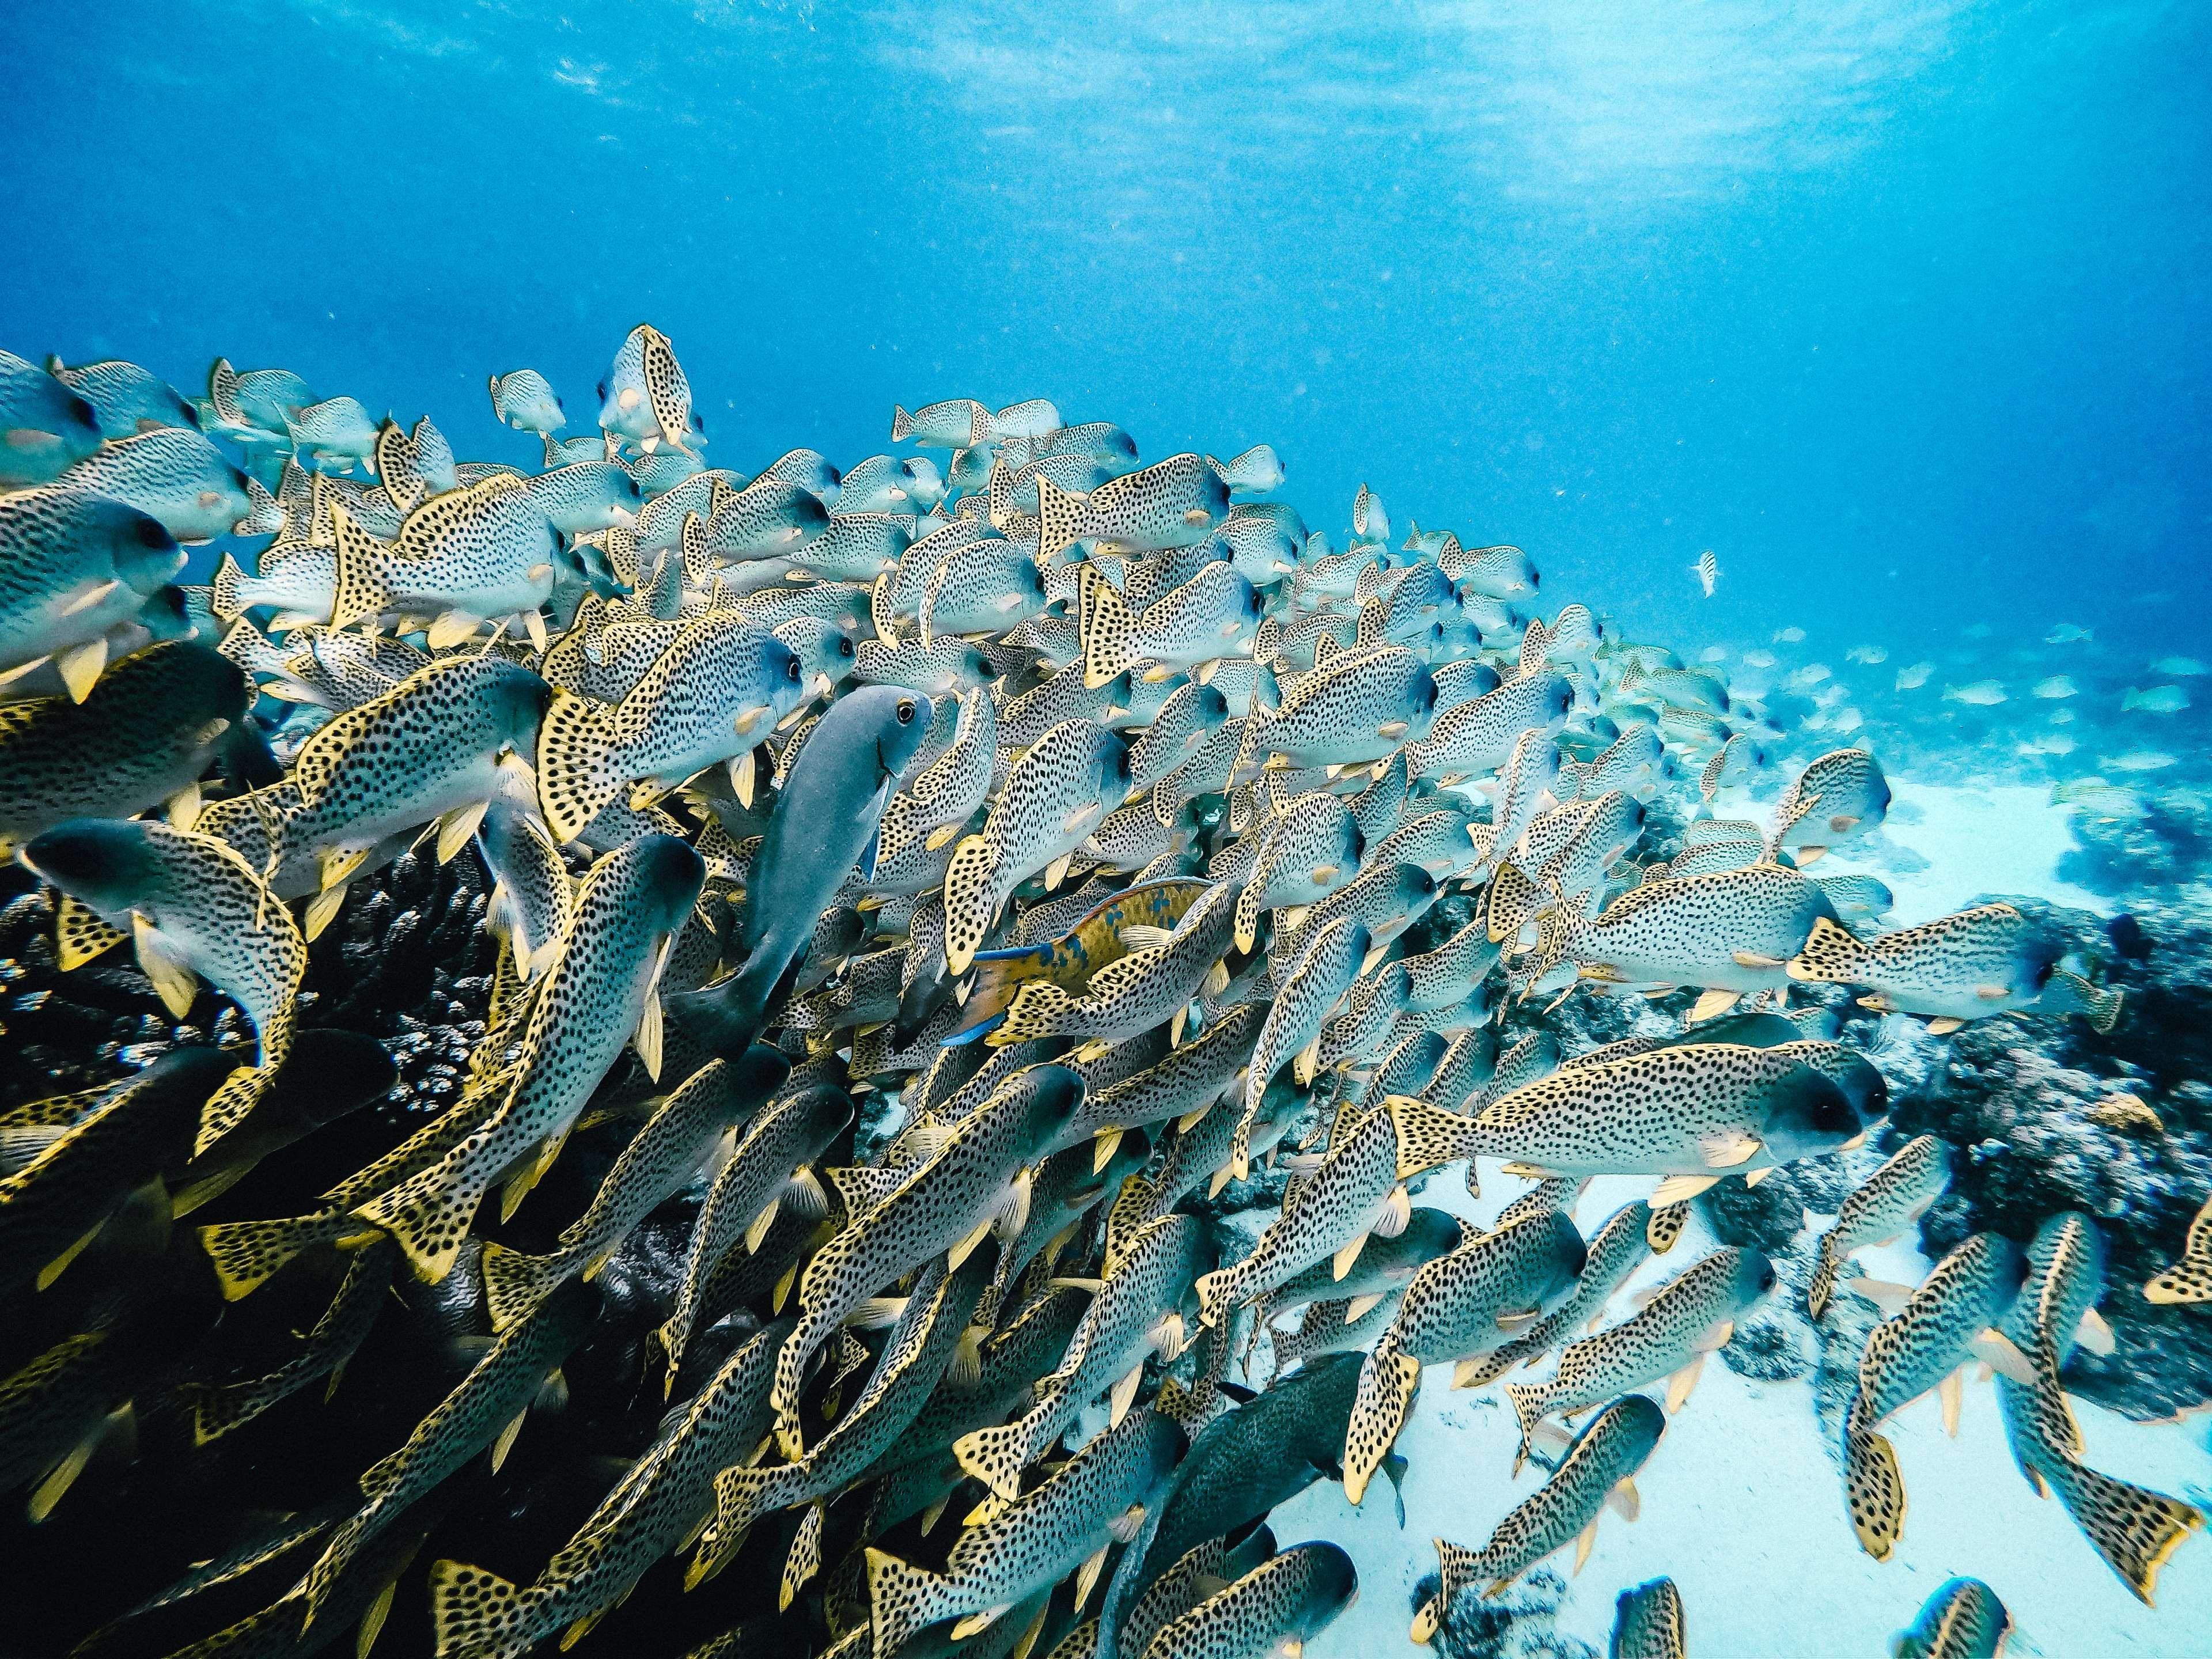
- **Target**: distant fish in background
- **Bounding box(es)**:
[2052,778,2147,820]
[1743,649,1778,669]
[1773,626,1806,643]
[2149,654,2207,676]
[1942,680,2007,706]
[2100,750,2177,773]
[2044,623,2094,644]
[1691,550,1717,598]
[1845,644,1888,664]
[2122,685,2190,714]
[2032,676,2077,699]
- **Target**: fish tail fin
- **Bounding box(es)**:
[1480,858,1547,944]
[533,688,624,846]
[198,1211,344,1301]
[1844,1399,1907,1561]
[1383,1092,1474,1181]
[479,1241,570,1332]
[1194,1263,1244,1332]
[349,1164,483,1285]
[864,1549,959,1659]
[197,1057,282,1158]
[959,941,1052,1032]
[989,978,1077,1046]
[2044,1452,2203,1604]
[326,505,392,630]
[210,552,249,621]
[951,1419,1032,1503]
[1077,563,1140,689]
[1699,745,1729,801]
[891,405,915,442]
[300,1510,372,1630]
[694,1464,786,1586]
[1806,1233,1843,1320]
[238,473,283,536]
[2046,968,2124,1035]
[1229,709,1268,785]
[1036,473,1086,563]
[1789,915,1873,986]
[1502,1381,1551,1471]
[426,1559,528,1659]
[1343,1338,1421,1506]
[941,834,1002,978]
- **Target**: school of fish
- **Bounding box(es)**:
[0,328,2200,1659]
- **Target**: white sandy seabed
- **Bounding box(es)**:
[1267,779,2212,1657]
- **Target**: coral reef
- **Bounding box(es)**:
[1419,1566,1597,1659]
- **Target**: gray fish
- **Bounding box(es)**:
[351,832,704,1281]
[0,641,251,856]
[677,685,933,1051]
[285,396,379,468]
[46,355,197,438]
[597,323,703,454]
[1506,1246,1774,1467]
[1411,1392,1664,1634]
[955,1212,1209,1499]
[840,453,946,513]
[188,1237,399,1443]
[691,1247,996,1593]
[1236,645,1437,779]
[1196,1100,1408,1328]
[1234,918,1370,1170]
[893,399,992,448]
[54,427,278,544]
[919,535,1050,643]
[482,1048,786,1328]
[488,369,566,434]
[944,717,1130,975]
[1768,746,1890,858]
[22,817,304,1153]
[1392,1039,1884,1204]
[865,1408,1182,1659]
[770,1064,1085,1454]
[1843,1232,2031,1560]
[533,611,805,841]
[1611,1576,1687,1659]
[1806,1135,1950,1319]
[301,1278,599,1626]
[1077,561,1263,689]
[789,512,916,582]
[1039,453,1227,562]
[1789,903,2061,1027]
[1344,1211,1588,1502]
[1140,1542,1353,1659]
[0,490,185,698]
[427,1323,787,1659]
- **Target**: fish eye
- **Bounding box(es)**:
[785,657,802,682]
[896,698,916,725]
[838,637,855,659]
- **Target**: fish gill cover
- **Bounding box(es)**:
[0,3,2209,1657]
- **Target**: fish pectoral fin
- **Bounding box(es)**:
[304,881,350,942]
[1925,1017,1965,1035]
[1346,1291,1387,1323]
[1573,1518,1599,1575]
[1494,1308,1541,1331]
[743,1199,781,1255]
[952,1607,1014,1642]
[1372,1185,1411,1239]
[489,1407,529,1472]
[1693,1320,1736,1354]
[1975,984,2011,1001]
[57,637,109,703]
[1091,1126,1125,1174]
[1666,1354,1709,1414]
[1938,1368,1964,1436]
[1968,1329,2039,1385]
[1846,1277,1916,1316]
[426,610,483,650]
[1607,1476,1641,1521]
[1108,1364,1145,1427]
[1698,1131,1761,1168]
[1742,1166,1774,1187]
[2077,1307,2118,1356]
[1332,1233,1368,1281]
[131,916,200,1018]
[1688,987,1738,1023]
[1118,923,1173,949]
[946,1215,996,1274]
[729,750,757,809]
[1293,1036,1323,1087]
[436,801,490,865]
[1730,950,1785,968]
[1649,1173,1723,1206]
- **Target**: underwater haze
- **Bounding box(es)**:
[8,0,2210,652]
[4,4,2212,1659]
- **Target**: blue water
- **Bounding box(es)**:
[7,0,2207,660]
[6,6,2211,1657]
